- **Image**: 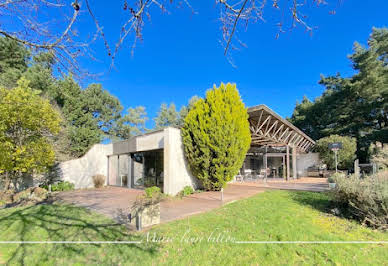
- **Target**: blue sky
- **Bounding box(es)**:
[80,0,388,129]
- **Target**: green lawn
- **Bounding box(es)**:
[0,191,387,265]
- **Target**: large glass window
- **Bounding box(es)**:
[131,150,164,191]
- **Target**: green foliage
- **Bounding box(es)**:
[331,171,388,230]
[42,181,75,192]
[144,186,161,198]
[54,77,126,157]
[182,83,251,191]
[289,27,388,162]
[315,135,357,170]
[0,38,145,159]
[113,106,147,139]
[178,96,200,127]
[370,142,388,170]
[154,103,180,129]
[0,37,30,88]
[328,172,346,183]
[0,78,61,187]
[179,186,194,197]
[22,52,56,94]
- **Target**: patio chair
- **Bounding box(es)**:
[258,169,266,179]
[243,172,253,182]
[251,171,259,182]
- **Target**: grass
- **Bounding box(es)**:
[0,190,387,265]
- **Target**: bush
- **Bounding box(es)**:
[330,171,388,230]
[328,172,345,183]
[0,190,14,205]
[315,135,357,170]
[42,181,75,192]
[11,187,48,206]
[145,186,161,198]
[179,186,194,197]
[92,174,106,188]
[182,83,251,191]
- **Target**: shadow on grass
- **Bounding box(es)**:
[288,191,334,213]
[0,200,160,265]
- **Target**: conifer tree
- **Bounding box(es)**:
[182,83,251,190]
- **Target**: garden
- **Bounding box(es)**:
[0,190,387,265]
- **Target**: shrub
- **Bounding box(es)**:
[92,174,106,188]
[330,171,388,230]
[328,172,346,183]
[315,135,357,170]
[42,181,75,192]
[0,79,61,190]
[0,190,14,205]
[182,83,251,191]
[145,186,161,198]
[179,186,194,197]
[12,187,48,205]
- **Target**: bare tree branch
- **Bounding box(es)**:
[0,0,336,77]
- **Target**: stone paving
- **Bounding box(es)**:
[57,178,329,225]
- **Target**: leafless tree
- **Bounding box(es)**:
[0,0,336,76]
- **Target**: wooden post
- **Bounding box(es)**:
[264,146,268,182]
[354,159,360,178]
[286,145,290,181]
[292,146,297,179]
[282,155,286,179]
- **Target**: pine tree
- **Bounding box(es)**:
[154,103,179,129]
[114,106,147,140]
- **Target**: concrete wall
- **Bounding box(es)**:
[57,127,198,194]
[136,130,164,151]
[59,144,112,189]
[297,152,320,177]
[163,127,199,195]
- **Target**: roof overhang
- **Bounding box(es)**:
[248,105,315,152]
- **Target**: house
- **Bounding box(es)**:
[59,105,318,195]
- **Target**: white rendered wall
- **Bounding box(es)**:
[58,128,198,193]
[59,144,113,189]
[163,127,199,195]
[296,153,320,177]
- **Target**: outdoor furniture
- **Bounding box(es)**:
[235,174,243,182]
[243,172,253,182]
[258,169,266,179]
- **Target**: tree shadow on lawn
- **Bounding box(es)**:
[0,200,160,265]
[288,191,334,213]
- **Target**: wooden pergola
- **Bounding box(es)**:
[247,105,316,180]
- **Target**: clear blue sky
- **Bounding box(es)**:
[80,0,387,129]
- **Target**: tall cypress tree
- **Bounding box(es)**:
[182,83,251,190]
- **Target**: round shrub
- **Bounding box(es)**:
[179,186,194,197]
[92,174,106,188]
[145,186,161,198]
[182,83,251,191]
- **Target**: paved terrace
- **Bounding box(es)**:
[57,178,329,225]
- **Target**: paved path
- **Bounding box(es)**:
[234,177,329,192]
[57,178,329,225]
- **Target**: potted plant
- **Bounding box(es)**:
[327,176,336,189]
[327,172,345,189]
[130,186,162,230]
